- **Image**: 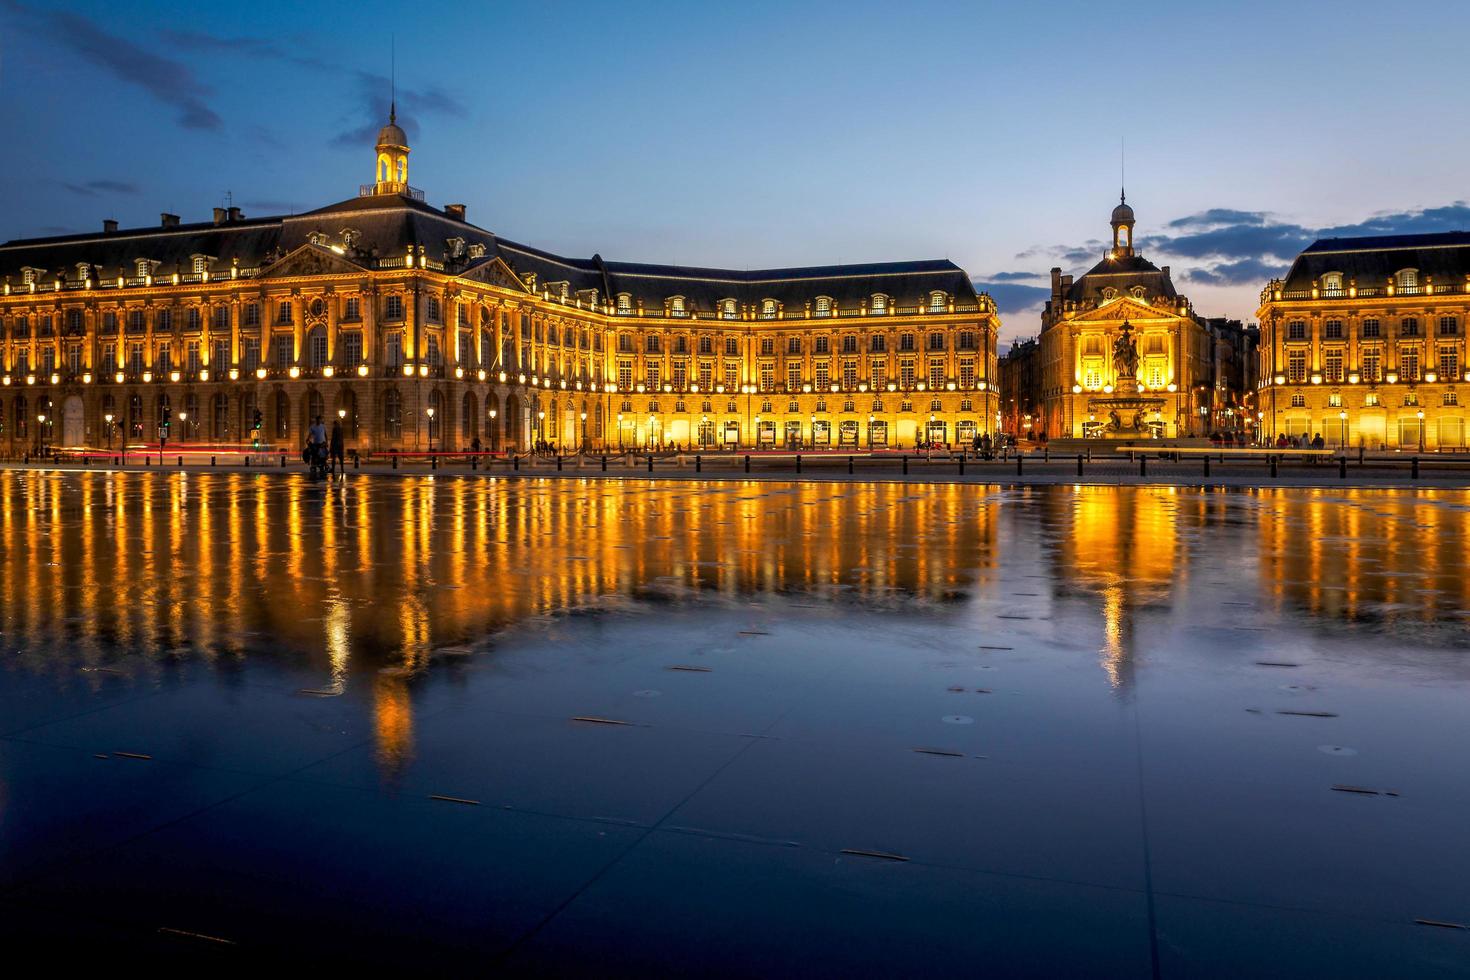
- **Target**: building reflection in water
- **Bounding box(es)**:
[2,473,1468,764]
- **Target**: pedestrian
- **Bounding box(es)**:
[306,415,328,478]
[329,416,345,476]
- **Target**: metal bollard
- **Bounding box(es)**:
[1412,456,1420,480]
[1139,455,1147,477]
[472,456,478,471]
[849,455,855,475]
[354,455,360,470]
[1016,453,1023,475]
[556,455,562,471]
[1077,453,1084,477]
[211,455,217,467]
[432,455,438,470]
[958,454,964,476]
[244,456,250,468]
[647,455,653,473]
[1044,447,1049,462]
[393,455,399,470]
[1203,456,1210,478]
[696,455,701,473]
[1339,456,1347,479]
[601,456,607,471]
[513,455,519,471]
[795,454,801,474]
[178,456,183,467]
[1270,455,1278,478]
[744,454,750,473]
[903,456,909,475]
[280,454,286,468]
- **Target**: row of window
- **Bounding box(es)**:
[1319,270,1426,293]
[1284,317,1459,339]
[616,397,976,415]
[1280,345,1462,383]
[1288,391,1457,408]
[614,291,953,319]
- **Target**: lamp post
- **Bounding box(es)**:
[616,411,623,449]
[487,408,498,451]
[104,412,114,451]
[36,413,46,457]
[1417,409,1426,452]
[536,409,545,452]
[178,410,188,446]
[867,413,875,449]
[579,410,587,452]
[1338,409,1347,450]
[809,413,816,450]
[426,405,436,454]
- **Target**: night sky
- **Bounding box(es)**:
[3,0,1468,343]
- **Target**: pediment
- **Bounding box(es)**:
[458,256,534,294]
[258,244,366,279]
[1072,297,1176,323]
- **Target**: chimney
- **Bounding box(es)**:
[213,207,227,226]
[444,203,467,221]
[161,213,180,228]
[102,219,118,234]
[227,207,243,222]
[1162,265,1170,279]
[1050,267,1062,300]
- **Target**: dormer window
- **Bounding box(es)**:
[1321,272,1343,293]
[135,258,153,279]
[871,294,887,313]
[719,299,737,320]
[445,237,466,259]
[760,299,777,319]
[467,243,486,259]
[76,263,91,281]
[928,291,947,313]
[1101,287,1118,301]
[1130,286,1146,299]
[815,296,832,317]
[617,293,632,314]
[669,296,687,317]
[191,254,212,275]
[340,228,361,250]
[307,231,327,246]
[21,266,39,287]
[1398,269,1419,290]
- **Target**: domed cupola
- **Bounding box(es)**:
[373,104,411,195]
[1110,191,1136,257]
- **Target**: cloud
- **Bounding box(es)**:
[5,3,221,129]
[1181,258,1282,286]
[1166,209,1268,229]
[329,70,468,148]
[987,270,1046,282]
[240,199,308,214]
[58,179,141,197]
[974,280,1051,319]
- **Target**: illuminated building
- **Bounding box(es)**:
[1257,232,1470,450]
[0,113,1000,454]
[1030,195,1248,440]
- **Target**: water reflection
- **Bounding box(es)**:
[2,473,1468,769]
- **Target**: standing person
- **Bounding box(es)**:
[329,417,346,477]
[307,415,328,478]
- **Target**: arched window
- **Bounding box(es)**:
[929,291,947,313]
[617,293,632,314]
[760,299,777,319]
[815,296,832,317]
[871,294,887,313]
[1101,287,1118,301]
[669,296,686,317]
[1321,272,1343,293]
[720,299,737,320]
[383,389,402,439]
[306,326,328,369]
[1398,269,1419,290]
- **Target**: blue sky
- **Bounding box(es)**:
[3,0,1469,343]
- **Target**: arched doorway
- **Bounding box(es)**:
[62,395,84,447]
[335,388,358,441]
[504,392,521,451]
[461,390,478,444]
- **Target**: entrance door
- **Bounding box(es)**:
[926,421,947,446]
[722,422,740,447]
[62,395,85,447]
[812,420,831,446]
[869,421,888,447]
[784,421,802,448]
[698,420,715,448]
[838,420,859,446]
[956,420,976,445]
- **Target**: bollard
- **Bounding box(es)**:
[903,456,909,475]
[647,455,654,473]
[1044,447,1049,463]
[1359,444,1364,465]
[1412,456,1420,480]
[211,455,217,467]
[557,455,562,471]
[354,455,360,470]
[1339,455,1347,479]
[178,456,183,467]
[83,456,90,467]
[145,456,150,466]
[958,454,964,476]
[244,456,250,468]
[796,454,802,474]
[744,454,751,473]
[472,456,478,471]
[393,455,399,470]
[601,456,607,472]
[1077,453,1084,477]
[848,455,855,475]
[1016,453,1023,476]
[696,455,702,473]
[1203,456,1210,478]
[1270,455,1278,478]
[432,455,438,470]
[513,455,519,471]
[1139,455,1147,477]
[280,454,286,468]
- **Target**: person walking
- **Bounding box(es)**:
[329,417,346,477]
[306,415,328,478]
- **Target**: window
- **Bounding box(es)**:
[842,360,857,389]
[425,297,441,323]
[720,299,737,320]
[1361,318,1380,338]
[617,333,634,354]
[958,331,976,351]
[1361,348,1381,382]
[617,293,632,314]
[723,362,739,389]
[1404,392,1419,406]
[1401,318,1420,337]
[646,361,661,387]
[871,294,887,313]
[841,334,857,354]
[385,332,403,369]
[870,335,886,353]
[698,335,713,355]
[1397,269,1418,290]
[384,390,402,439]
[157,309,172,332]
[929,291,947,313]
[1290,394,1306,407]
[458,332,471,366]
[456,304,468,329]
[102,311,117,334]
[1400,348,1420,381]
[1439,345,1459,380]
[212,306,229,332]
[815,362,830,389]
[698,361,713,387]
[900,358,916,388]
[759,363,774,391]
[1440,316,1459,336]
[786,337,802,355]
[1324,319,1343,339]
[343,297,361,321]
[787,363,802,390]
[244,303,260,327]
[276,300,292,325]
[760,337,775,356]
[1287,350,1307,383]
[272,335,292,370]
[1321,272,1343,293]
[426,334,442,368]
[815,336,830,355]
[673,335,688,355]
[899,332,916,352]
[1445,392,1459,406]
[212,339,229,370]
[870,358,887,388]
[814,296,832,317]
[760,300,777,319]
[308,329,328,369]
[1287,321,1306,340]
[186,307,201,331]
[1324,349,1343,382]
[928,359,945,389]
[645,334,661,354]
[101,343,117,374]
[1365,393,1380,407]
[157,343,172,373]
[243,337,260,372]
[959,357,975,388]
[618,360,633,390]
[385,295,404,320]
[725,337,739,356]
[186,340,201,374]
[672,361,687,389]
[1328,393,1342,407]
[669,296,686,317]
[928,332,945,351]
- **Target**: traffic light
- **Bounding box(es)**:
[252,409,262,431]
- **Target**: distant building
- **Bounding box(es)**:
[999,336,1042,438]
[1200,317,1260,437]
[0,113,1000,454]
[1258,232,1470,450]
[1036,195,1216,440]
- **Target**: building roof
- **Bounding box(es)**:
[0,194,982,314]
[1065,252,1178,303]
[1282,230,1470,291]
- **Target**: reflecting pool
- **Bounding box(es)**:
[0,472,1467,974]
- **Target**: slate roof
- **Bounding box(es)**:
[1065,252,1178,303]
[0,191,981,313]
[1282,231,1470,291]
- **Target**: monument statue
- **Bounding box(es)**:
[1112,320,1139,381]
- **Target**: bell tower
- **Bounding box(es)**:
[1110,191,1136,258]
[373,104,411,195]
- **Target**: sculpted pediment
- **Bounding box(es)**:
[1071,297,1175,324]
[258,244,366,279]
[459,256,534,293]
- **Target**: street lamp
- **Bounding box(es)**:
[178,410,187,445]
[579,410,587,452]
[867,413,875,449]
[536,409,545,452]
[426,405,437,453]
[104,412,114,450]
[616,411,624,449]
[36,413,46,456]
[1338,409,1347,449]
[1417,409,1426,452]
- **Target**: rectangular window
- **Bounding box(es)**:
[244,303,260,327]
[787,337,801,355]
[309,330,329,369]
[959,357,975,388]
[1287,350,1307,383]
[156,310,171,333]
[1365,393,1380,407]
[842,360,857,389]
[243,337,260,372]
[1438,345,1458,380]
[1401,318,1420,337]
[723,362,739,388]
[1361,349,1380,382]
[41,348,55,373]
[1328,393,1342,407]
[814,336,830,355]
[1287,321,1306,340]
[101,343,117,374]
[276,301,292,325]
[618,360,633,390]
[128,344,144,373]
[673,361,687,388]
[787,362,802,390]
[1361,318,1380,338]
[1445,391,1459,406]
[1324,319,1343,339]
[426,297,441,323]
[186,340,201,374]
[458,332,471,366]
[698,361,713,388]
[1324,348,1343,383]
[272,336,292,369]
[645,334,661,354]
[900,358,916,388]
[725,337,739,356]
[928,332,945,352]
[386,295,404,321]
[815,362,830,389]
[760,337,774,356]
[646,361,661,387]
[213,339,230,369]
[958,331,976,351]
[1400,348,1419,381]
[759,362,774,391]
[870,358,887,388]
[157,343,172,373]
[344,297,360,321]
[870,335,886,353]
[342,332,362,366]
[1440,316,1458,336]
[899,333,916,352]
[929,358,945,389]
[426,334,442,367]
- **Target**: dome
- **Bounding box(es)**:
[376,120,408,151]
[1111,200,1134,223]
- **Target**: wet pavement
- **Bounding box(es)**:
[0,471,1466,974]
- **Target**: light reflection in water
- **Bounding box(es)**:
[2,473,1469,767]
